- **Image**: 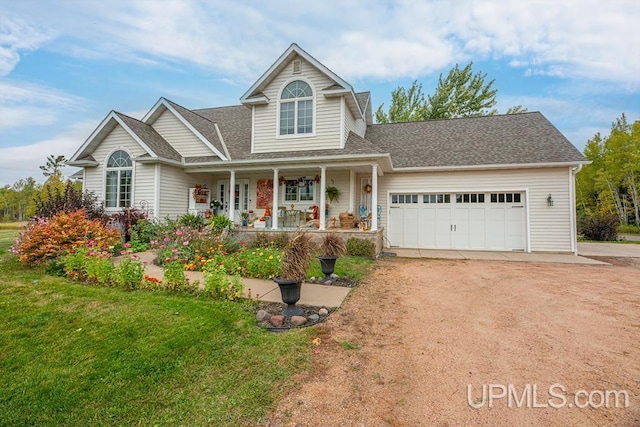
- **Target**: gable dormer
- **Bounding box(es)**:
[241,44,366,154]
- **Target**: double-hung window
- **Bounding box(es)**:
[279,80,313,136]
[105,150,132,208]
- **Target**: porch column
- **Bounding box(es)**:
[228,169,236,223]
[319,166,326,230]
[272,168,279,229]
[349,169,355,213]
[371,164,378,231]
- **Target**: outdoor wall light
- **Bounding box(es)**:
[547,194,554,207]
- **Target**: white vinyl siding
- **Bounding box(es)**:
[253,57,341,153]
[377,167,575,253]
[158,166,211,219]
[83,126,152,211]
[152,109,214,157]
[343,101,366,143]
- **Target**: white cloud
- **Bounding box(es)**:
[0,14,55,76]
[0,120,97,186]
[0,105,57,128]
[3,0,638,88]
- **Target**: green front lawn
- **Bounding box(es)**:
[0,231,314,426]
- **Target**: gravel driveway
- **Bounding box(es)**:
[270,257,640,426]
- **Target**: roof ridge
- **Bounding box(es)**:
[369,111,542,127]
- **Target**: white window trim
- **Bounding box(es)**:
[280,179,317,204]
[103,147,135,212]
[276,77,316,139]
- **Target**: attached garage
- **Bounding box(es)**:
[387,191,526,251]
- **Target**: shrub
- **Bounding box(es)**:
[163,260,191,293]
[111,207,146,241]
[34,181,105,220]
[207,215,233,234]
[250,231,291,249]
[114,253,146,291]
[238,247,283,279]
[202,262,244,301]
[12,210,121,264]
[579,213,619,241]
[618,224,640,235]
[178,213,205,230]
[346,238,376,259]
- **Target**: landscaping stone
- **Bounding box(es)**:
[318,308,329,316]
[270,315,285,327]
[256,309,271,322]
[330,273,339,279]
[308,314,320,322]
[291,316,307,326]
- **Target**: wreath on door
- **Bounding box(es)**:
[364,183,372,193]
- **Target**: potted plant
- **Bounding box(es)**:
[240,211,249,226]
[274,230,315,316]
[325,185,340,203]
[317,232,346,284]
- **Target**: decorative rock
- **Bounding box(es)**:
[324,280,333,285]
[309,276,316,281]
[256,309,271,322]
[308,314,320,322]
[290,316,307,326]
[318,308,329,316]
[330,273,339,279]
[270,315,285,327]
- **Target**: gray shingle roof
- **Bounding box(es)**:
[115,113,182,162]
[193,105,383,163]
[364,112,585,168]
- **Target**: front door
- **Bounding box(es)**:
[217,180,249,221]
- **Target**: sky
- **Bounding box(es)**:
[0,0,639,187]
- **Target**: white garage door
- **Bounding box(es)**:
[388,192,526,251]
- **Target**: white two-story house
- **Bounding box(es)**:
[68,43,586,254]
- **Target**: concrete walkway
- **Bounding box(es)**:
[136,251,350,308]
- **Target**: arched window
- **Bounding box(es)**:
[279,80,313,136]
[105,150,132,208]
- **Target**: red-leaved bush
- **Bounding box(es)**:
[12,209,121,264]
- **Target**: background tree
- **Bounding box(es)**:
[39,154,67,178]
[577,114,640,231]
[375,62,527,123]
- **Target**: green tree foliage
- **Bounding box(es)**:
[0,178,40,221]
[375,62,526,124]
[39,154,67,177]
[577,114,640,227]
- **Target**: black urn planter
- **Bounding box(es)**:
[274,277,303,317]
[318,256,337,283]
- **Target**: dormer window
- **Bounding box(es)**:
[279,80,313,136]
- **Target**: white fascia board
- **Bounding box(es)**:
[133,156,184,167]
[241,96,269,105]
[182,153,393,173]
[70,111,157,162]
[69,110,117,161]
[66,160,98,167]
[324,89,365,120]
[241,43,353,103]
[141,97,167,123]
[392,161,590,173]
[215,123,231,160]
[161,99,228,161]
